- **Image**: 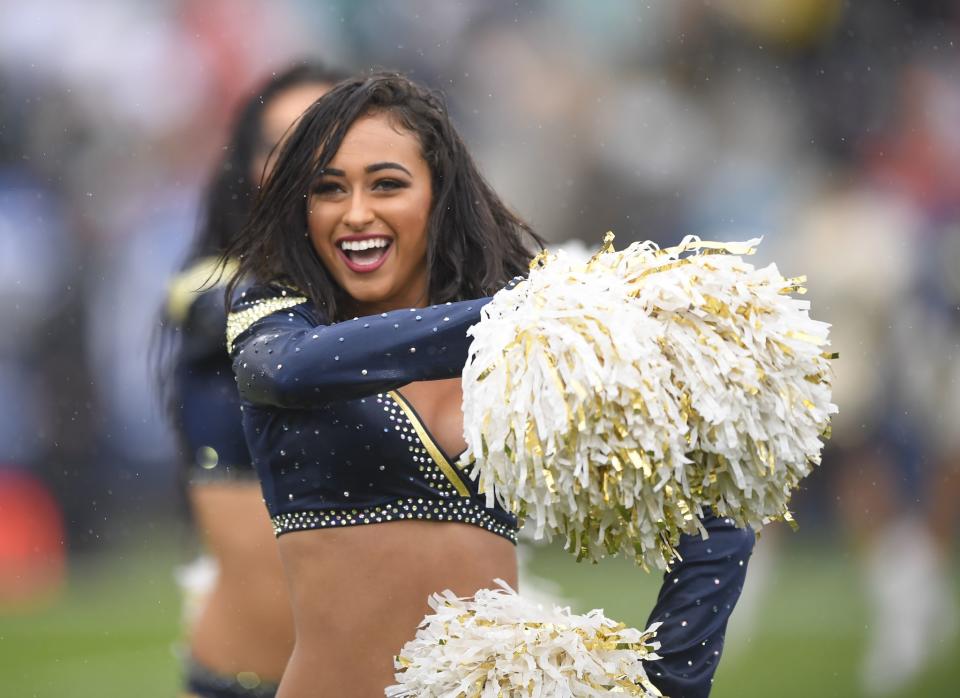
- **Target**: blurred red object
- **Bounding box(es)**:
[0,469,66,609]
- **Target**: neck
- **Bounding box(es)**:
[346,285,430,318]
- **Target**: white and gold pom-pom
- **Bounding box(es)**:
[461,234,836,569]
[386,580,662,698]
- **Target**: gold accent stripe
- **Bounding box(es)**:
[388,390,471,497]
[226,295,308,352]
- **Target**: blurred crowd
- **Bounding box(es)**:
[0,0,958,693]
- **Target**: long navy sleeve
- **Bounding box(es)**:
[166,262,252,476]
[646,514,755,698]
[178,286,230,365]
[228,284,492,409]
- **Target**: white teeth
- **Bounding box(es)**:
[340,238,390,251]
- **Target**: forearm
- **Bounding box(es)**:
[645,514,755,698]
[231,295,491,409]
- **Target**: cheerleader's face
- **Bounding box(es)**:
[251,83,333,184]
[307,112,432,315]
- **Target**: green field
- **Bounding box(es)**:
[1,533,957,697]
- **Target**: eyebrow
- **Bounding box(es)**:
[319,162,412,177]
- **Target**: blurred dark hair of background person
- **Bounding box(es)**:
[160,59,348,697]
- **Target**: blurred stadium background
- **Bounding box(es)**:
[0,1,958,696]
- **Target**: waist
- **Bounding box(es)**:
[278,519,518,634]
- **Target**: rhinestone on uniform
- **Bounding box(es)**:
[272,497,516,543]
[226,293,307,351]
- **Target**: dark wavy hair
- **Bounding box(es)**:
[224,72,542,319]
[153,60,347,405]
[188,61,349,262]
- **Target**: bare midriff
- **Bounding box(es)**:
[276,520,518,698]
[271,377,516,696]
[188,484,295,684]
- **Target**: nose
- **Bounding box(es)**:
[343,190,375,231]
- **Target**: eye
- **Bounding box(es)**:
[372,178,407,192]
[313,181,346,197]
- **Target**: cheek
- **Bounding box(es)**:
[307,203,337,259]
[250,156,266,184]
[399,190,432,250]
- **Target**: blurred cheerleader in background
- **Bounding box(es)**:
[161,61,346,698]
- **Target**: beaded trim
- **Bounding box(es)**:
[381,392,470,497]
[226,293,308,352]
[272,496,518,544]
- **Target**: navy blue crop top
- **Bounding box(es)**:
[167,258,254,482]
[227,282,755,697]
[227,283,517,543]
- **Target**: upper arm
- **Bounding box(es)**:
[228,286,492,410]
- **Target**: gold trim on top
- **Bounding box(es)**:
[387,390,471,497]
[226,294,308,352]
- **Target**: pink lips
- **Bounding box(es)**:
[335,234,394,274]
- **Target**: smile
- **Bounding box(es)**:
[336,235,394,273]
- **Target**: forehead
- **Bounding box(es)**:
[262,83,329,136]
[328,112,424,167]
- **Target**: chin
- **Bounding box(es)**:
[341,280,396,310]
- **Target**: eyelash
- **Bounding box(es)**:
[313,182,344,195]
[312,178,408,195]
[373,178,406,191]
